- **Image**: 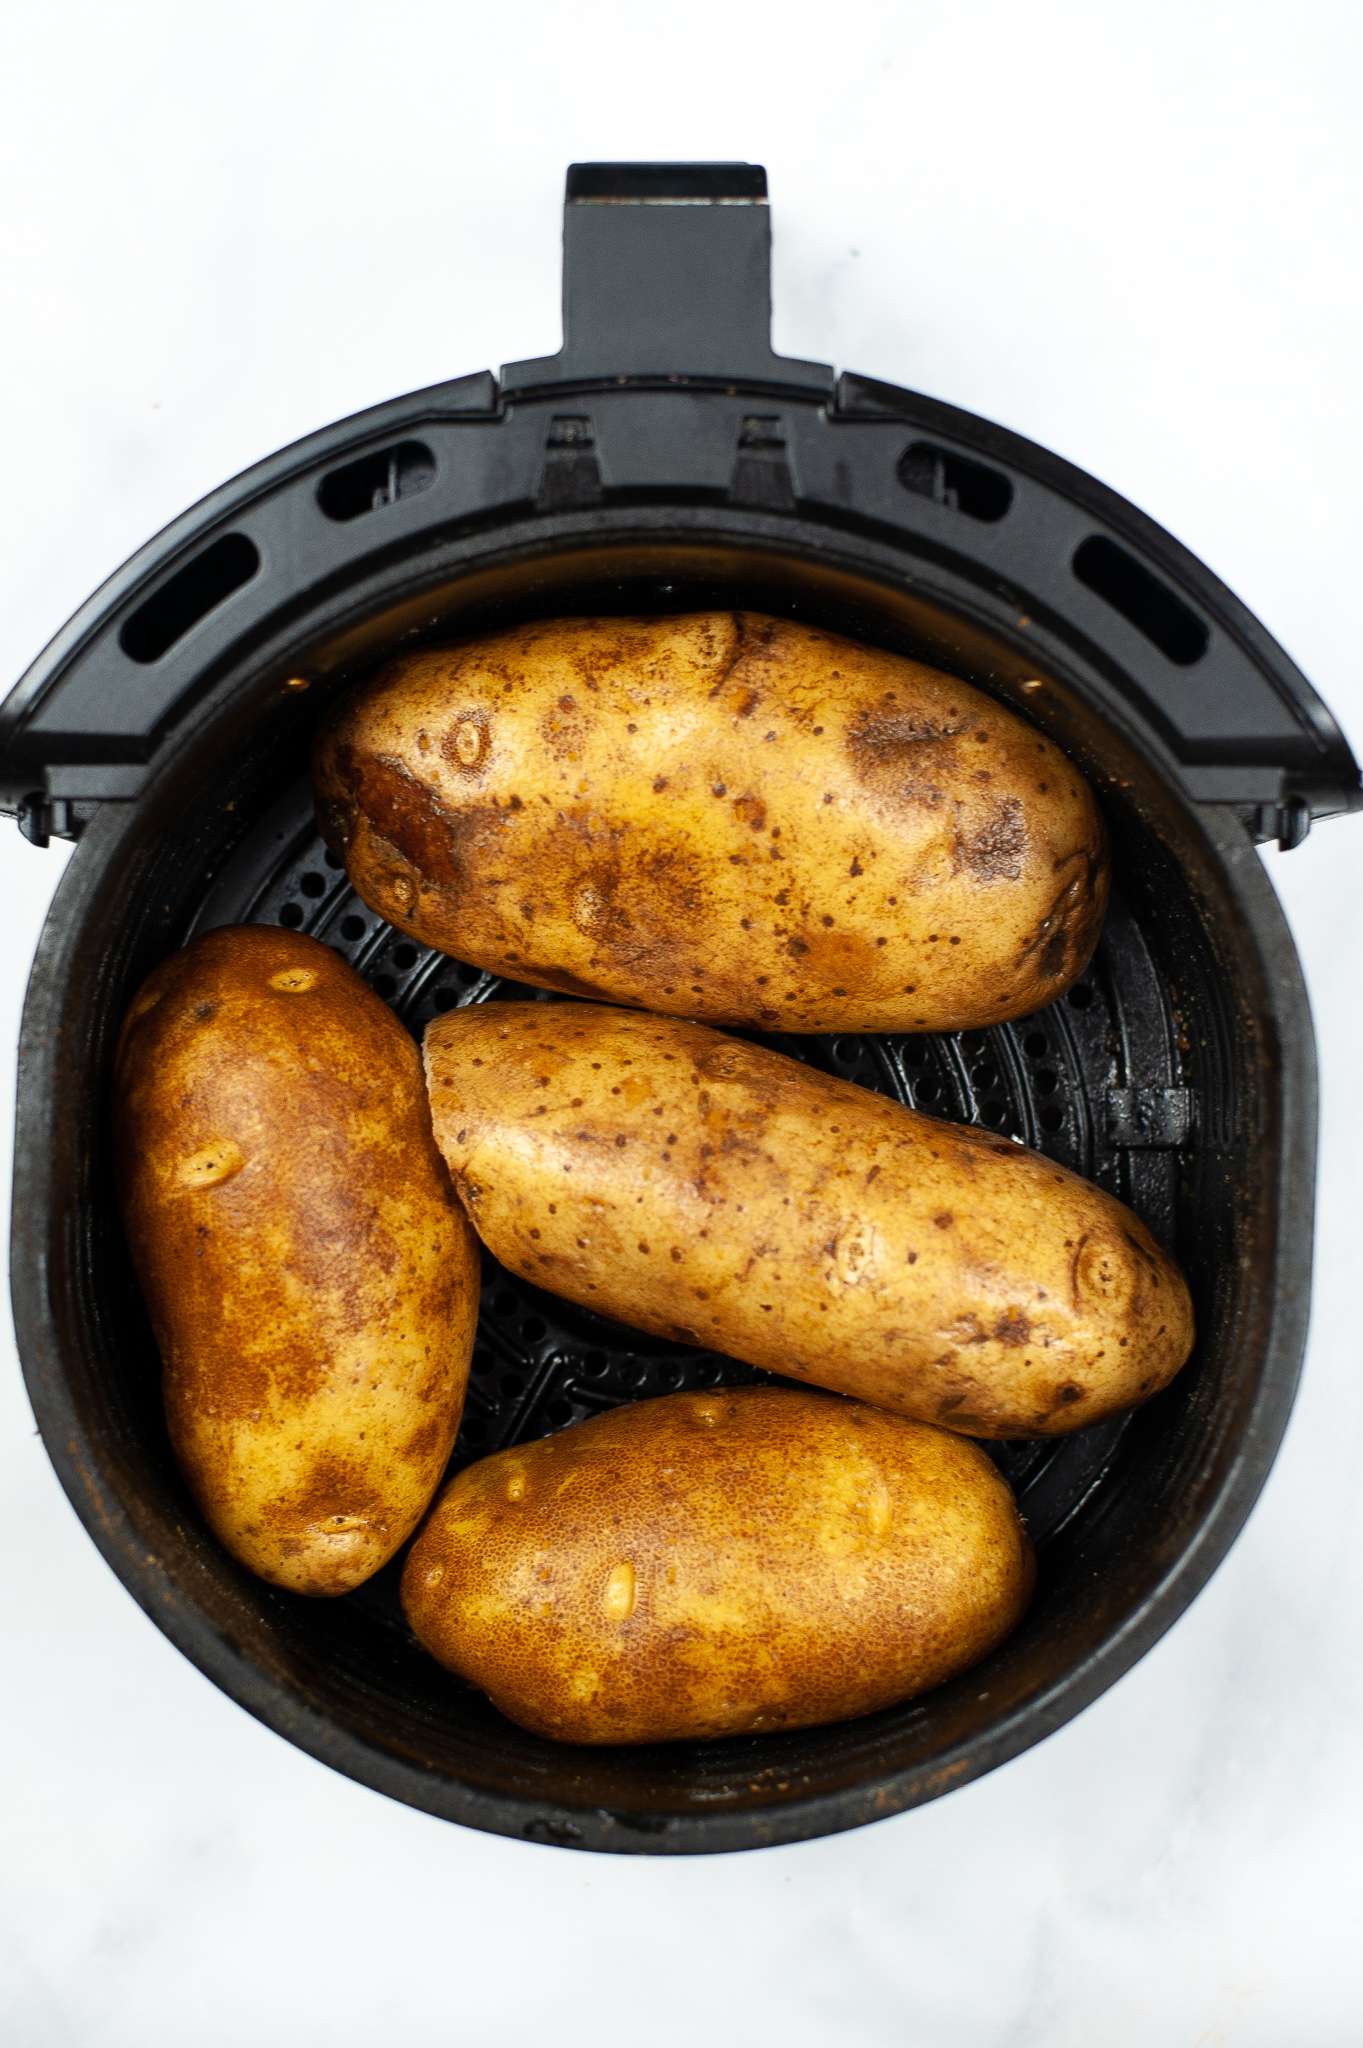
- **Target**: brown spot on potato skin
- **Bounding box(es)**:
[731,792,767,831]
[314,613,1109,1032]
[1015,838,1109,987]
[693,1039,778,1092]
[259,1451,390,1565]
[570,867,633,944]
[1123,1224,1165,1272]
[935,1403,995,1432]
[320,744,474,891]
[402,1387,1034,1745]
[402,1413,448,1467]
[955,797,1026,882]
[425,1002,1194,1438]
[115,926,480,1596]
[540,688,591,759]
[846,702,969,786]
[993,1310,1031,1347]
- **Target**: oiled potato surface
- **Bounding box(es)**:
[115,925,479,1594]
[402,1387,1034,1744]
[315,611,1108,1032]
[424,1001,1193,1437]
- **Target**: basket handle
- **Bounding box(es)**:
[501,162,833,397]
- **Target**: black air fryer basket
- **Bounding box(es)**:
[5,165,1359,1854]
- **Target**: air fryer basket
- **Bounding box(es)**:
[5,167,1358,1853]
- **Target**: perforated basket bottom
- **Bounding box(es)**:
[190,772,1187,1572]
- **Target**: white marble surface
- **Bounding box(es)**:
[3,4,1362,2041]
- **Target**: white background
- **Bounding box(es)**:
[3,3,1362,2042]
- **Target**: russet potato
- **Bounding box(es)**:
[115,925,479,1595]
[402,1387,1034,1744]
[424,1000,1194,1438]
[315,611,1108,1033]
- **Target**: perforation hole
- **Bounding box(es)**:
[340,915,366,942]
[392,944,418,971]
[299,871,325,898]
[278,903,303,929]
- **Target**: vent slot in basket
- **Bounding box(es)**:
[317,441,436,523]
[1073,534,1209,667]
[119,534,260,664]
[897,441,1013,523]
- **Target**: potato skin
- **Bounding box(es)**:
[424,1002,1194,1437]
[314,611,1107,1033]
[114,926,479,1595]
[402,1387,1034,1744]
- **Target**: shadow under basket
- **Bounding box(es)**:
[4,163,1358,1852]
